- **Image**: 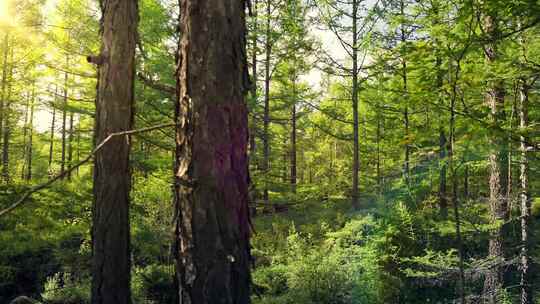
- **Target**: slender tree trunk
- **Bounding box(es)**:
[376,106,381,196]
[61,57,69,178]
[67,110,74,180]
[48,88,57,171]
[482,13,508,304]
[519,79,532,304]
[351,0,360,209]
[464,164,469,200]
[0,32,9,153]
[21,93,30,180]
[90,0,138,303]
[435,45,448,217]
[2,47,14,184]
[290,74,297,193]
[26,94,34,181]
[173,0,251,302]
[439,128,448,218]
[76,116,81,176]
[262,0,271,206]
[449,60,465,304]
[250,0,258,160]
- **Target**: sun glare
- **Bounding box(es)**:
[0,0,8,21]
[0,1,10,25]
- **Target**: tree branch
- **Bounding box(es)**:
[0,123,176,217]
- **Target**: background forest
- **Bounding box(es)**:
[0,0,539,303]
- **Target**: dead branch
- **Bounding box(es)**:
[0,123,176,217]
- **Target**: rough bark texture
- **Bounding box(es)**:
[91,0,138,303]
[482,12,508,304]
[173,1,251,303]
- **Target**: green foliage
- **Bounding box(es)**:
[132,264,176,304]
[41,273,90,304]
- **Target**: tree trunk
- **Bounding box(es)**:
[173,1,251,303]
[351,0,360,209]
[48,88,57,171]
[2,47,14,184]
[21,93,30,180]
[26,93,34,181]
[290,75,297,193]
[90,0,137,303]
[482,13,508,304]
[67,110,74,180]
[0,32,9,155]
[401,2,410,187]
[249,0,258,160]
[449,60,465,304]
[519,79,532,304]
[262,0,271,206]
[61,59,68,178]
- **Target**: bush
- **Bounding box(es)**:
[252,216,392,304]
[41,273,90,304]
[132,264,175,304]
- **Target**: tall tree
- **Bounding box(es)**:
[88,0,138,302]
[173,0,251,302]
[482,5,508,303]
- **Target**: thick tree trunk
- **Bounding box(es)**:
[173,1,251,303]
[262,0,271,206]
[351,0,360,209]
[482,13,508,304]
[90,0,138,303]
[519,79,532,304]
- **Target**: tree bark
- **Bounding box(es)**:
[90,0,138,303]
[173,1,251,303]
[482,12,508,304]
[519,79,532,304]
